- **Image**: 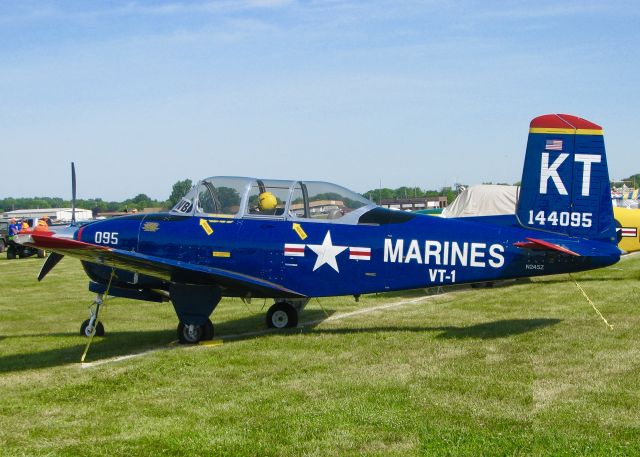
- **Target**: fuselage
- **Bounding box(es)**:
[76,209,621,298]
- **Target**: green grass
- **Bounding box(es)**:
[1,253,639,456]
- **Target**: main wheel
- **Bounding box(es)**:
[266,302,298,329]
[177,322,206,344]
[6,247,16,260]
[37,249,46,258]
[203,319,214,341]
[80,319,105,337]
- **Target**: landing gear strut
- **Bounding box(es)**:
[80,294,105,337]
[171,284,221,345]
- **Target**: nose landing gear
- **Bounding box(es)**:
[80,294,106,337]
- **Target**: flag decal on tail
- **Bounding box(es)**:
[545,139,563,150]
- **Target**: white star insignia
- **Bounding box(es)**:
[307,231,347,272]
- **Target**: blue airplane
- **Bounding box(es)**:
[15,114,620,344]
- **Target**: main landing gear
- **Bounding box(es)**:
[266,299,309,329]
[171,284,221,345]
[177,319,214,344]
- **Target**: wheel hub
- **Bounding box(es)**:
[272,310,289,328]
[184,324,201,342]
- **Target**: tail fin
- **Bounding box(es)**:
[516,114,616,243]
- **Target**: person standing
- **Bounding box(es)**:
[34,217,49,232]
[8,218,20,239]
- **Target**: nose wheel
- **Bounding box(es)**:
[81,319,105,337]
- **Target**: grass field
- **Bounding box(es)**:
[1,253,639,456]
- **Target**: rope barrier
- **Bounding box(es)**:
[570,274,613,330]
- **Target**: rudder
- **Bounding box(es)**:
[516,114,616,243]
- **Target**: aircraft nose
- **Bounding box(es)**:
[75,217,142,251]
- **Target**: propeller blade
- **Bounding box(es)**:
[38,252,64,281]
[71,162,77,226]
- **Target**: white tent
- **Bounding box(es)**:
[442,185,519,218]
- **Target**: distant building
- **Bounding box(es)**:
[96,207,166,218]
[1,208,93,222]
[379,196,447,211]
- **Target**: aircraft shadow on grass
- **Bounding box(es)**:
[0,308,333,373]
[0,313,561,373]
[304,318,562,340]
[374,279,534,299]
[537,276,634,285]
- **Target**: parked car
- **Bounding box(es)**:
[0,220,7,253]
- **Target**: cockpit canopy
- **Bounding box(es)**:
[171,177,375,223]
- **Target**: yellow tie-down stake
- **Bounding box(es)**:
[199,219,214,235]
[292,223,307,240]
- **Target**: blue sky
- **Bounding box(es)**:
[1,0,639,200]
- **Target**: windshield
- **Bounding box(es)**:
[171,187,196,214]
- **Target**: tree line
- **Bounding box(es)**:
[363,186,458,205]
[0,179,194,215]
[1,181,460,213]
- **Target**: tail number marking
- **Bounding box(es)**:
[539,153,601,196]
[528,211,592,228]
[94,231,119,245]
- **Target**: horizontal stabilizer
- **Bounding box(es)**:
[513,237,580,256]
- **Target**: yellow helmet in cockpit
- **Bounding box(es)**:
[258,192,277,211]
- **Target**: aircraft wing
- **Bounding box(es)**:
[14,232,306,298]
[513,237,580,256]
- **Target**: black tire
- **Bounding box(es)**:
[6,247,16,260]
[80,319,105,337]
[203,319,214,341]
[177,322,205,344]
[37,249,46,258]
[266,302,298,329]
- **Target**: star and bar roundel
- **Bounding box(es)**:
[284,230,371,273]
